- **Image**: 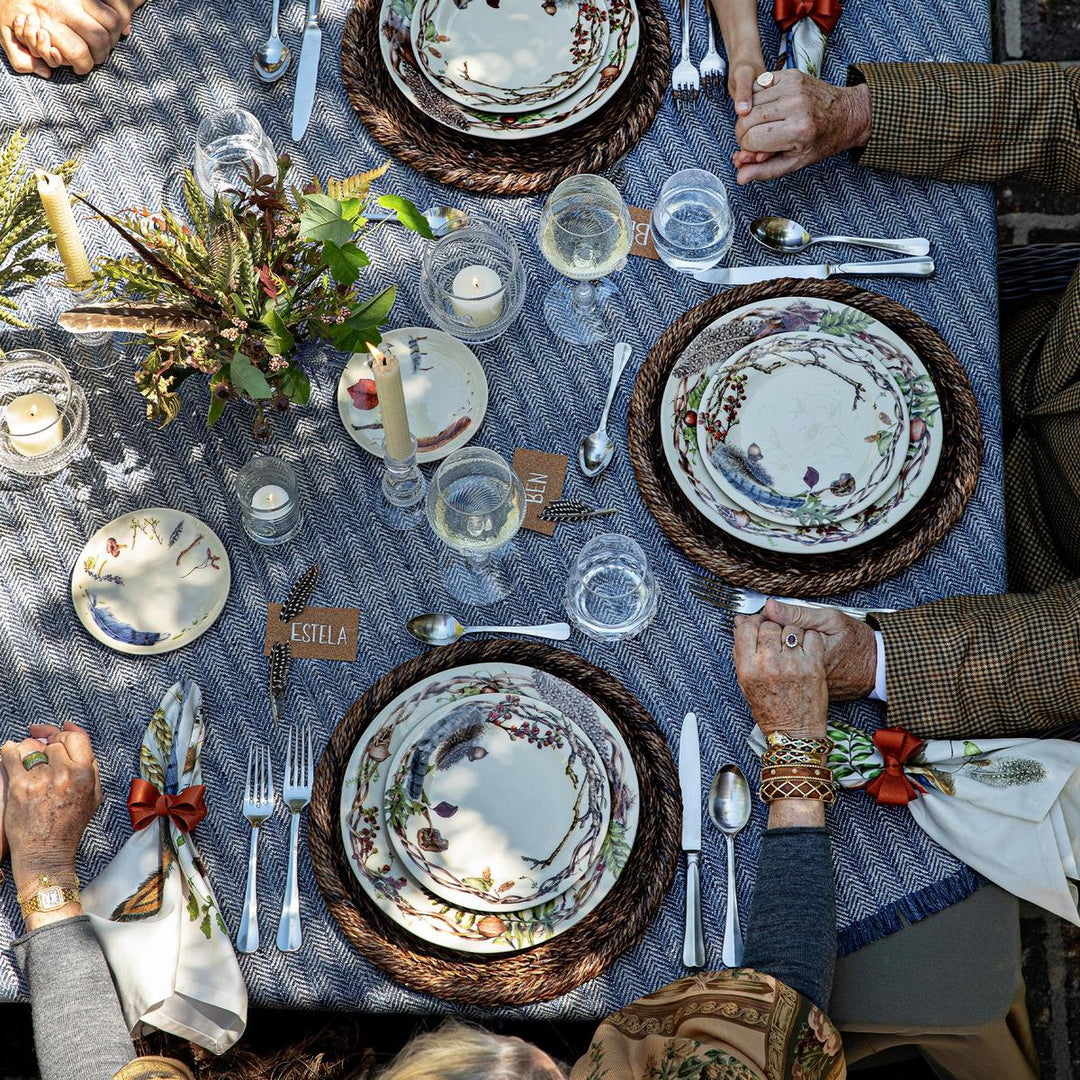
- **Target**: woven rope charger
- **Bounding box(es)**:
[341,0,669,195]
[309,640,680,1006]
[628,280,983,596]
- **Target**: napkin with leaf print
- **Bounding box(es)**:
[81,679,247,1054]
[774,0,841,77]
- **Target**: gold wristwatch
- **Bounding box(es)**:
[16,873,81,919]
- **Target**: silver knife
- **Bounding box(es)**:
[679,711,705,968]
[693,256,935,286]
[291,0,322,141]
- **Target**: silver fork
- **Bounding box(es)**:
[689,577,895,622]
[238,745,274,954]
[276,725,314,953]
[671,0,700,106]
[699,2,726,99]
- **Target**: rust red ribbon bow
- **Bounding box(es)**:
[864,728,926,806]
[127,778,208,834]
[774,0,842,34]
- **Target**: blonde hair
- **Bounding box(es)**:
[374,1022,568,1080]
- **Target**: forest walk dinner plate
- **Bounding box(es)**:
[71,508,230,656]
[697,332,910,527]
[338,663,639,953]
[384,692,611,912]
[412,0,610,113]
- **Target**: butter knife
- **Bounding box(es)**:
[679,711,705,968]
[693,256,935,286]
[291,0,322,141]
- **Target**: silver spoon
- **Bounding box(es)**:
[578,341,633,478]
[253,0,292,83]
[750,215,930,258]
[365,205,469,239]
[708,763,752,967]
[407,613,571,646]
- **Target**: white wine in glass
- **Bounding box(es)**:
[538,174,632,346]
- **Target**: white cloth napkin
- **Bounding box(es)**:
[81,679,247,1054]
[748,723,1080,924]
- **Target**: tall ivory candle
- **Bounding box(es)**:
[35,171,93,286]
[368,344,413,460]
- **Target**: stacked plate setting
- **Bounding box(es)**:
[339,663,640,953]
[660,296,943,553]
[379,0,641,140]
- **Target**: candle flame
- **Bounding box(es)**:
[367,343,393,372]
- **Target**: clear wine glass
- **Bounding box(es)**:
[537,174,633,346]
[426,446,526,607]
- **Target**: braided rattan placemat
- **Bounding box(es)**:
[628,280,983,596]
[341,0,670,196]
[308,640,680,1005]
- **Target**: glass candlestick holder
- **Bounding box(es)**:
[236,455,302,546]
[0,349,89,479]
[376,434,427,531]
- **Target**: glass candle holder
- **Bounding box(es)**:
[418,222,526,343]
[564,533,659,642]
[194,108,277,199]
[236,456,302,546]
[0,350,89,478]
[376,434,427,532]
[650,168,733,274]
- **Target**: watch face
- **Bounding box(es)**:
[38,886,64,910]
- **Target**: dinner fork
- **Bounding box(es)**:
[238,745,274,954]
[699,2,726,99]
[276,725,314,953]
[689,577,895,622]
[671,0,700,105]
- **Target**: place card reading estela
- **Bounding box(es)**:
[263,604,360,661]
[512,449,568,536]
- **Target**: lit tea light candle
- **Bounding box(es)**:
[251,483,292,521]
[35,171,93,287]
[5,392,63,458]
[450,265,504,329]
[368,344,413,460]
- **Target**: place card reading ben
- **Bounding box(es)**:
[264,604,360,661]
[512,449,568,536]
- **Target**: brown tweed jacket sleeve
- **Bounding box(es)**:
[846,62,1080,191]
[873,580,1080,739]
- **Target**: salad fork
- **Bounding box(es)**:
[238,745,274,954]
[671,0,700,105]
[689,577,895,622]
[276,725,314,953]
[699,3,726,99]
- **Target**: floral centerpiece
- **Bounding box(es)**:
[62,160,431,436]
[0,131,74,330]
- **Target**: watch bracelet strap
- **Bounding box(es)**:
[16,873,82,917]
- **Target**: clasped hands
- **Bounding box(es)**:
[1,0,143,77]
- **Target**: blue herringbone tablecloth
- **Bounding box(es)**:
[0,0,1002,1019]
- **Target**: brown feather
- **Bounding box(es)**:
[60,303,215,336]
[110,843,176,922]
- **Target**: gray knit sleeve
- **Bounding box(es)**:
[12,915,136,1080]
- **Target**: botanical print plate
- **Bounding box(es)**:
[338,663,639,953]
[384,692,611,912]
[336,327,487,463]
[659,298,943,554]
[412,0,609,113]
[71,508,231,656]
[379,0,638,141]
[697,332,910,527]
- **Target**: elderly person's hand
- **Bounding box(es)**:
[731,69,872,184]
[0,0,139,76]
[733,613,828,740]
[1,721,101,925]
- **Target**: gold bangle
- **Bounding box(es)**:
[762,747,828,769]
[761,764,834,783]
[765,732,833,754]
[760,775,837,805]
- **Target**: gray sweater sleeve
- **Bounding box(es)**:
[12,915,136,1080]
[740,827,836,1010]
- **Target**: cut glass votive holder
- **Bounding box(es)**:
[418,222,526,343]
[0,350,89,478]
[236,455,302,546]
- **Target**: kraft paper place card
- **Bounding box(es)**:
[264,604,360,661]
[512,449,568,537]
[627,206,659,260]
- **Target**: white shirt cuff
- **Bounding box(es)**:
[868,630,887,702]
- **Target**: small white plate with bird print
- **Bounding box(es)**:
[696,332,910,527]
[336,327,487,463]
[384,691,611,912]
[411,0,609,113]
[71,508,230,656]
